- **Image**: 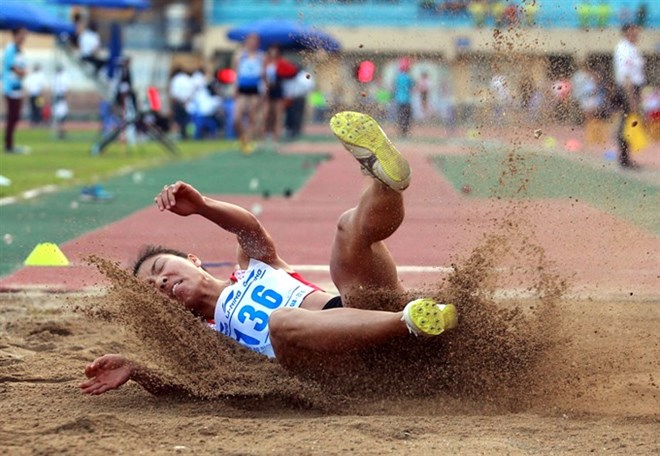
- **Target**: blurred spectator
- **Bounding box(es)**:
[577,1,591,29]
[114,56,137,111]
[394,57,414,137]
[503,3,520,26]
[491,0,507,27]
[438,1,469,15]
[232,33,265,153]
[52,65,70,139]
[577,1,590,29]
[571,63,607,145]
[551,77,572,123]
[169,67,194,140]
[521,0,539,27]
[24,64,47,125]
[636,3,648,28]
[594,1,612,28]
[309,90,328,124]
[374,82,392,122]
[79,21,107,75]
[520,77,544,122]
[3,28,29,154]
[437,79,456,128]
[263,45,297,142]
[70,11,85,48]
[191,67,207,92]
[641,87,660,140]
[613,23,645,168]
[283,69,314,139]
[578,1,612,29]
[417,71,432,120]
[490,73,510,120]
[468,0,488,27]
[190,69,222,139]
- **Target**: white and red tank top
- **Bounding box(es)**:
[214,259,316,357]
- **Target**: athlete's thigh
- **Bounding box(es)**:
[329,210,404,308]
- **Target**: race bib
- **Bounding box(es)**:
[214,260,314,357]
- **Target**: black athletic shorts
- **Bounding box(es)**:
[322,295,343,310]
[238,86,260,96]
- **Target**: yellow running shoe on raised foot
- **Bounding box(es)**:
[330,111,411,192]
[402,298,458,337]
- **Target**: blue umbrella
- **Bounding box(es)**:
[227,20,340,52]
[51,0,150,10]
[0,2,74,35]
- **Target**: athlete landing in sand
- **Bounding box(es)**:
[80,111,458,396]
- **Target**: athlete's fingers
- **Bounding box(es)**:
[80,381,101,394]
[159,191,169,210]
[87,384,106,395]
[84,363,95,377]
[79,377,97,389]
[94,384,113,395]
[154,189,168,211]
[154,193,165,211]
[166,185,176,208]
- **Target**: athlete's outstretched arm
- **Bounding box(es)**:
[154,181,279,264]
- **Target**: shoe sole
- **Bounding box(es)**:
[403,299,458,337]
[330,111,410,191]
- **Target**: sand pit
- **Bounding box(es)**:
[0,291,658,455]
[1,231,658,456]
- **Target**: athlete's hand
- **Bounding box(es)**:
[80,354,134,395]
[154,181,205,216]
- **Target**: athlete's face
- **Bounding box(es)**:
[136,253,207,310]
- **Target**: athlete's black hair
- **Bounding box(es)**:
[132,245,187,276]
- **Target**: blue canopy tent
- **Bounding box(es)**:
[51,0,150,9]
[0,2,74,36]
[227,20,341,52]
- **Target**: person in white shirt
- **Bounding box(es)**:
[3,28,30,154]
[24,64,47,125]
[52,65,70,138]
[191,71,222,139]
[78,21,106,75]
[613,23,645,168]
[79,112,458,396]
[169,67,195,140]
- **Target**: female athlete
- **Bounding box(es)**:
[80,111,457,396]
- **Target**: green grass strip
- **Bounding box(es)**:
[0,129,243,198]
[432,150,659,235]
[0,150,328,277]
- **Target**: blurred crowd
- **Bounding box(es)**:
[166,33,314,152]
[424,0,651,29]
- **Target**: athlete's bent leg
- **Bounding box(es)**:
[328,112,411,302]
[330,182,405,301]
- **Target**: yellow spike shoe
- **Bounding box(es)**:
[330,111,411,192]
[402,298,458,337]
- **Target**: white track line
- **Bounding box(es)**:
[291,265,453,273]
